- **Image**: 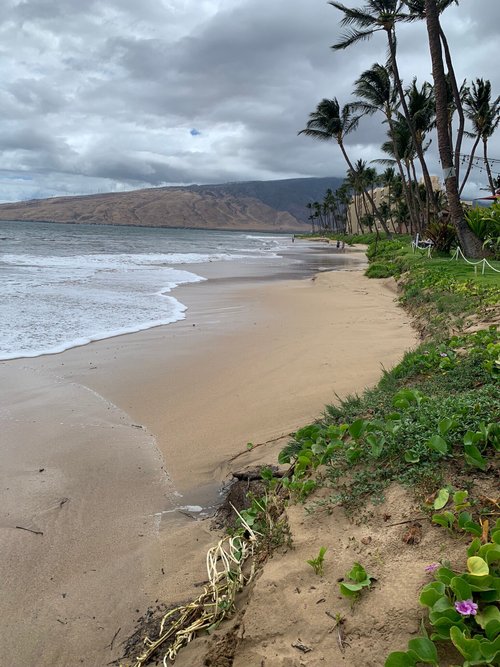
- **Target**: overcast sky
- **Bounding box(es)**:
[0,0,499,202]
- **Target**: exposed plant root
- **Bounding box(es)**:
[125,507,258,667]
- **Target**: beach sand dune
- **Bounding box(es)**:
[0,258,417,666]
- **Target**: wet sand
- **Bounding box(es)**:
[0,245,417,666]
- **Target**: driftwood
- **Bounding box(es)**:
[15,525,43,536]
[232,466,285,482]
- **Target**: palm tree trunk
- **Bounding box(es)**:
[459,134,481,195]
[483,139,496,195]
[338,141,391,236]
[410,160,426,233]
[440,26,465,183]
[346,202,352,234]
[385,106,419,231]
[386,28,436,221]
[424,0,485,258]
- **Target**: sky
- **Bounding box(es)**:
[0,0,499,202]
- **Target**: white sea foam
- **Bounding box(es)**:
[0,223,290,360]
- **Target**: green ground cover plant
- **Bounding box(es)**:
[386,521,500,666]
[339,562,375,601]
[277,236,498,664]
[306,546,327,576]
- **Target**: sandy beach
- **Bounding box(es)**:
[0,246,418,666]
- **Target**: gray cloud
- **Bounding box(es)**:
[0,0,499,202]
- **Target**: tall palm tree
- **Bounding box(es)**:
[406,78,436,221]
[403,1,465,180]
[423,0,484,257]
[379,114,424,231]
[306,201,316,234]
[351,63,399,121]
[329,0,436,210]
[351,63,418,229]
[337,182,354,233]
[351,160,392,236]
[381,166,397,230]
[298,98,392,235]
[298,98,360,171]
[462,79,500,196]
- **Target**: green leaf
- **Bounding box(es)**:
[464,444,487,471]
[485,547,500,565]
[453,490,469,508]
[464,430,481,447]
[467,556,489,577]
[404,451,420,463]
[462,520,483,538]
[339,582,360,597]
[384,652,417,667]
[450,626,483,662]
[345,446,362,464]
[407,637,438,663]
[463,573,496,592]
[419,583,445,608]
[427,435,448,455]
[432,512,455,530]
[484,620,500,642]
[435,567,456,586]
[348,561,368,583]
[341,581,365,592]
[311,441,326,455]
[348,419,366,439]
[433,488,450,510]
[450,576,472,601]
[476,605,500,631]
[467,538,482,557]
[438,417,455,436]
[479,635,500,662]
[366,433,385,458]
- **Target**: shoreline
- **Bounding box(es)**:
[0,249,417,666]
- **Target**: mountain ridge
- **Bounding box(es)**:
[0,176,343,232]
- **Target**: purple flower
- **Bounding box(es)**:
[455,600,478,616]
[440,353,448,358]
[425,563,440,573]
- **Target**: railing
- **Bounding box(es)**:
[450,246,500,274]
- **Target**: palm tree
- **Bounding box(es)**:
[351,63,399,121]
[329,0,437,211]
[423,0,485,257]
[351,160,392,236]
[403,1,465,181]
[298,98,361,171]
[381,166,397,230]
[351,63,419,229]
[406,78,436,222]
[462,79,500,196]
[337,182,354,233]
[379,114,423,231]
[299,97,394,235]
[306,201,316,234]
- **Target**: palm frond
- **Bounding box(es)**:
[350,100,379,115]
[297,128,332,141]
[328,2,376,28]
[331,28,377,50]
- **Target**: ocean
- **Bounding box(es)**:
[0,220,293,360]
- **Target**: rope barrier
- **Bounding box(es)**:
[451,246,500,274]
